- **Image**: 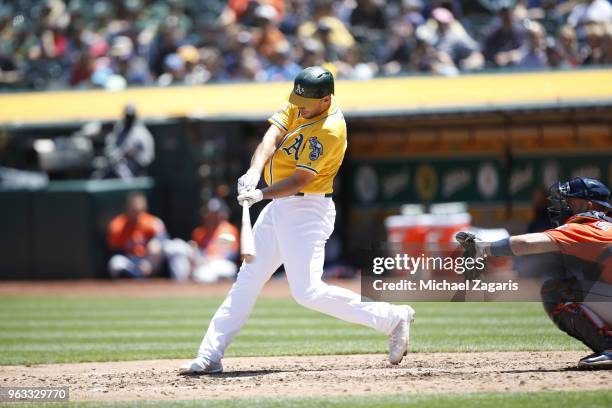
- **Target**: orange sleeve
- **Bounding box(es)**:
[544,222,611,245]
[544,223,587,246]
[544,223,611,262]
[141,214,166,240]
[192,227,202,242]
[107,216,124,250]
[192,227,207,248]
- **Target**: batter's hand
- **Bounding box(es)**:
[237,169,260,194]
[238,189,263,208]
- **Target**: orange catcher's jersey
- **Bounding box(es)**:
[544,213,612,282]
[264,96,347,195]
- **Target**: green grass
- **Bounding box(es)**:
[0,296,586,365]
[3,391,612,408]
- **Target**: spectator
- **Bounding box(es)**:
[93,103,155,180]
[251,3,287,60]
[191,198,240,283]
[410,33,458,76]
[523,0,567,34]
[350,0,387,31]
[556,24,581,66]
[91,35,151,88]
[398,0,426,28]
[178,45,206,85]
[316,20,345,62]
[2,0,612,91]
[545,37,572,68]
[236,47,267,81]
[107,192,167,279]
[516,20,548,68]
[219,24,252,78]
[604,22,612,64]
[199,47,229,83]
[298,38,328,67]
[149,22,184,78]
[567,0,612,32]
[382,19,416,75]
[336,44,379,79]
[279,0,310,35]
[483,4,527,67]
[580,22,608,64]
[298,0,355,52]
[424,7,484,71]
[157,53,187,85]
[111,36,151,85]
[0,50,20,87]
[221,0,285,27]
[264,41,302,81]
[69,47,95,87]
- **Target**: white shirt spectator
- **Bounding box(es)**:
[567,0,612,28]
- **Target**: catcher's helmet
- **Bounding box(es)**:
[548,177,611,226]
[288,66,334,109]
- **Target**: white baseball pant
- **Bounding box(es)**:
[197,195,404,363]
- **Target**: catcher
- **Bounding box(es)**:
[456,177,612,369]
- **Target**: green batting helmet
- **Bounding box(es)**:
[288,66,335,109]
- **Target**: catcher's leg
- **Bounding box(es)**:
[541,279,612,353]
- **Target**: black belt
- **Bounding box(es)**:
[295,192,333,197]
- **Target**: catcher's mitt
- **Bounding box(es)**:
[455,231,486,280]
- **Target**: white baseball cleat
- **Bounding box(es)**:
[388,306,415,365]
[179,357,223,375]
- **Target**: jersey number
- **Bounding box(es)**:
[282,134,304,160]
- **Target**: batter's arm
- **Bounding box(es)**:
[248,125,286,174]
[261,169,315,200]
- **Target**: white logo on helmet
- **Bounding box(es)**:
[559,182,571,195]
[295,84,305,95]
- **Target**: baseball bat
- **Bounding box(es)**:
[240,202,256,263]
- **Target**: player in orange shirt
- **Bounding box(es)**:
[107,192,168,278]
[458,177,612,369]
[191,198,240,283]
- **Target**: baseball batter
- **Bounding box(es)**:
[180,66,414,374]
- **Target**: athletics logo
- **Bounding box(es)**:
[308,137,323,161]
[282,134,304,160]
[295,84,305,95]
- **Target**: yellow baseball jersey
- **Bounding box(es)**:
[264,96,347,195]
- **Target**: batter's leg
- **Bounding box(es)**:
[276,197,405,335]
[197,203,282,363]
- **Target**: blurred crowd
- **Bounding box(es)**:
[0,0,611,90]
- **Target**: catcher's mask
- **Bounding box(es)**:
[547,177,612,226]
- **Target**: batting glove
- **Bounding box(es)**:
[238,189,263,208]
[237,168,260,194]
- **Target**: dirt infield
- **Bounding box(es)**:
[0,278,359,298]
[2,352,611,402]
[3,280,611,402]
